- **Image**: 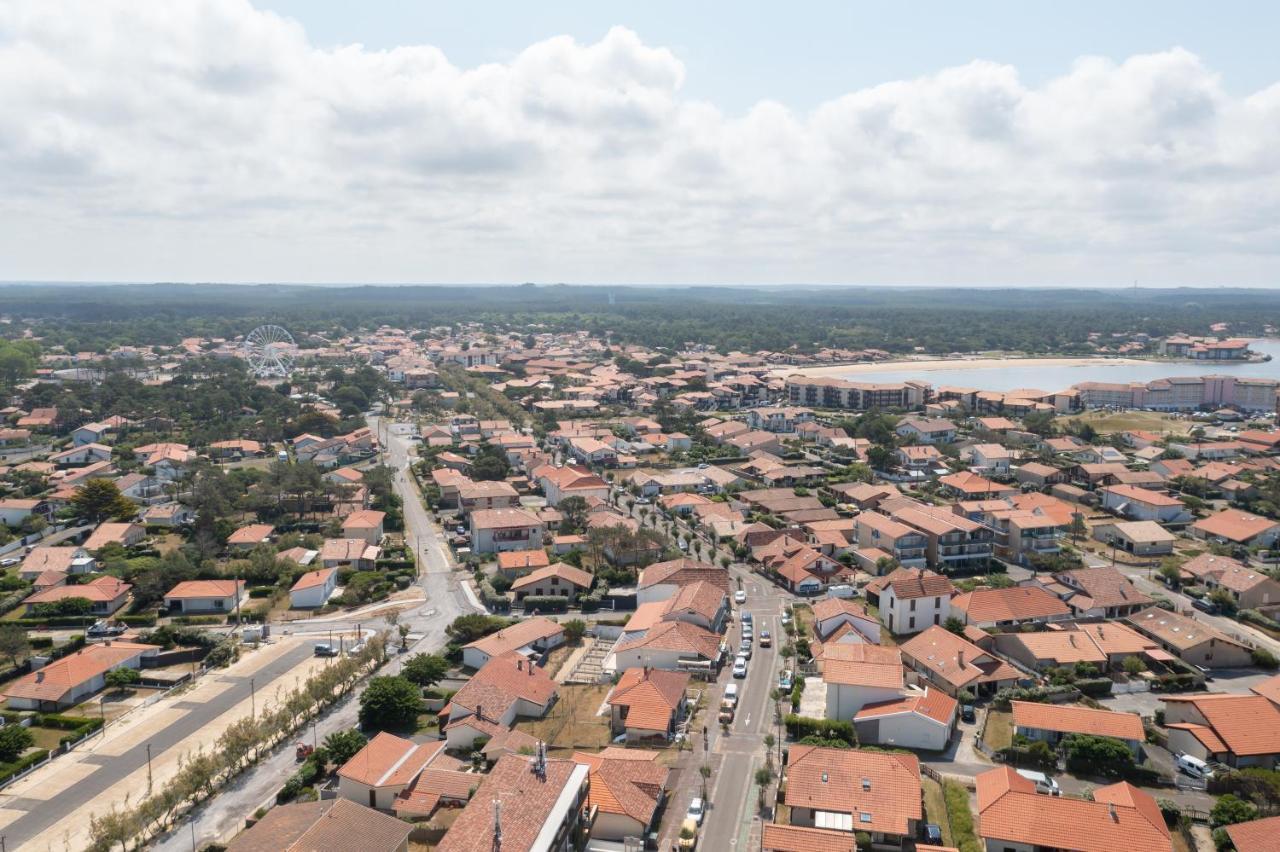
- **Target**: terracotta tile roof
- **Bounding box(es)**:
[338,733,447,788]
[319,538,378,562]
[822,645,904,690]
[1225,815,1280,851]
[1193,508,1280,543]
[394,767,479,816]
[436,754,588,852]
[608,668,689,733]
[614,620,721,660]
[165,579,242,599]
[762,824,856,852]
[900,625,1012,691]
[638,558,728,592]
[481,727,542,759]
[1251,673,1280,708]
[3,642,153,704]
[976,767,1169,852]
[1055,567,1152,611]
[451,653,557,718]
[496,550,551,571]
[227,524,274,545]
[574,751,669,825]
[855,688,957,726]
[951,586,1070,624]
[661,579,726,623]
[25,575,130,605]
[884,567,955,600]
[1101,484,1184,507]
[1162,694,1280,756]
[510,562,593,591]
[290,567,335,591]
[470,507,542,529]
[228,798,412,852]
[20,547,79,573]
[463,617,564,661]
[342,509,386,529]
[1012,701,1143,741]
[783,746,921,836]
[1125,607,1246,652]
[811,597,873,622]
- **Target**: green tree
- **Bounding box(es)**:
[1062,734,1134,777]
[470,444,510,482]
[0,724,34,763]
[563,619,587,643]
[1210,793,1259,828]
[943,617,966,636]
[70,479,138,525]
[322,729,368,766]
[105,667,141,691]
[358,676,422,732]
[0,624,32,669]
[401,653,450,688]
[558,496,588,533]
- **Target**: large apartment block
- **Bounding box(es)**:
[784,376,931,411]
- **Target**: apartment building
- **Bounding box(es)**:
[856,512,928,569]
[891,504,994,572]
[784,375,930,411]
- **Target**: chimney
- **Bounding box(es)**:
[1109,802,1118,822]
[957,651,965,670]
[477,704,483,721]
[516,658,522,671]
[36,671,44,683]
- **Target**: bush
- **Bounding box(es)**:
[1210,793,1259,828]
[358,676,422,732]
[1063,734,1135,778]
[1251,648,1279,670]
[0,749,49,785]
[1075,677,1114,698]
[520,596,569,613]
[247,587,275,599]
[991,684,1076,710]
[784,715,856,746]
[0,725,34,762]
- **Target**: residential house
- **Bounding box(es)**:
[0,498,41,527]
[892,505,993,573]
[470,508,545,554]
[1192,509,1280,549]
[1050,567,1154,618]
[442,653,558,750]
[338,733,454,810]
[83,522,145,551]
[1015,461,1068,488]
[895,418,957,445]
[319,538,380,570]
[19,546,94,577]
[1100,485,1192,524]
[636,558,728,605]
[496,549,552,579]
[1091,520,1177,557]
[24,576,131,616]
[606,667,689,741]
[822,644,906,720]
[1011,701,1145,756]
[163,579,244,614]
[1226,816,1280,852]
[461,617,565,670]
[782,746,921,847]
[342,509,386,545]
[289,567,338,608]
[1180,553,1280,610]
[226,798,412,852]
[1163,693,1280,768]
[573,749,670,844]
[853,688,957,751]
[535,464,609,507]
[510,563,593,602]
[874,567,954,635]
[3,641,156,711]
[609,620,723,676]
[967,444,1012,475]
[226,523,275,552]
[457,480,520,516]
[899,626,1022,697]
[435,753,589,852]
[1125,607,1253,668]
[811,597,882,645]
[976,766,1170,852]
[949,586,1071,628]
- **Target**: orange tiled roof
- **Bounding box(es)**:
[337,733,447,788]
[784,746,921,836]
[3,642,153,703]
[1011,701,1143,741]
[951,586,1070,623]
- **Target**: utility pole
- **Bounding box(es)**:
[249,677,256,718]
[146,743,153,793]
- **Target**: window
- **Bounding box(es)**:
[859,813,872,824]
[910,599,916,612]
[909,616,916,630]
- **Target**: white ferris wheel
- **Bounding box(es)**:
[242,324,295,378]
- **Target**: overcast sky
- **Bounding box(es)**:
[2,0,1279,286]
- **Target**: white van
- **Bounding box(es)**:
[1176,753,1212,780]
[723,683,739,706]
[1015,769,1061,796]
[828,584,856,599]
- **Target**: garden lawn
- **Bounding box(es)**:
[921,777,955,847]
[983,711,1013,751]
[515,684,613,752]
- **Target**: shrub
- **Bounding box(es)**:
[0,725,34,762]
[1251,648,1279,670]
[358,676,422,732]
[520,596,569,613]
[784,715,856,746]
[1075,677,1114,698]
[1210,793,1259,828]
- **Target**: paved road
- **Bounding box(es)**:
[151,416,482,849]
[2,642,315,850]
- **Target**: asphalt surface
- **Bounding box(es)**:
[1,642,315,850]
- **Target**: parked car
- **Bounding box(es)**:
[778,670,793,690]
[679,818,698,850]
[1015,769,1061,796]
[718,699,735,724]
[1176,753,1213,780]
[780,611,792,626]
[1191,597,1219,615]
[742,611,753,624]
[961,705,977,723]
[734,589,747,605]
[759,629,772,648]
[922,824,943,844]
[687,797,705,826]
[723,683,739,705]
[732,655,748,678]
[87,619,127,638]
[739,638,752,659]
[828,584,856,599]
[313,643,339,657]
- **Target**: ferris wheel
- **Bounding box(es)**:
[243,324,295,378]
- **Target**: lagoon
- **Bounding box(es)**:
[835,340,1280,393]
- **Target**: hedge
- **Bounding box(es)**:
[1151,673,1200,692]
[521,596,570,613]
[375,559,415,570]
[784,715,855,746]
[247,587,274,599]
[1239,608,1280,633]
[1075,677,1114,698]
[991,684,1076,711]
[35,713,105,746]
[118,613,157,627]
[0,749,50,785]
[169,615,224,626]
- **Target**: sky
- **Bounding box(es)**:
[1,0,1279,287]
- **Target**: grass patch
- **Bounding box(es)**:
[515,684,613,752]
[542,643,577,679]
[1058,409,1192,437]
[26,727,68,751]
[792,604,814,638]
[921,777,954,846]
[943,779,982,852]
[982,711,1013,750]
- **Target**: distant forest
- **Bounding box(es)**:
[1,283,1277,355]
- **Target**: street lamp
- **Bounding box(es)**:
[249,677,256,718]
[146,743,153,793]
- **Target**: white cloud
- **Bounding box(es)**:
[1,0,1278,285]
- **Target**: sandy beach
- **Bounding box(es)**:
[769,355,1152,379]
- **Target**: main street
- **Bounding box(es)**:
[151,415,483,850]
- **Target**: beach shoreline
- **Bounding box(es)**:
[769,355,1153,380]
